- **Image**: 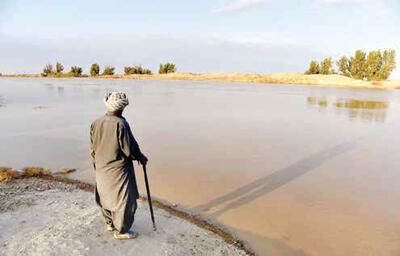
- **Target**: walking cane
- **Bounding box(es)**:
[143,164,156,231]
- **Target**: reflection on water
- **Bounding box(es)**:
[0,96,5,108]
[335,99,388,109]
[307,96,388,123]
[33,105,50,110]
[307,96,328,108]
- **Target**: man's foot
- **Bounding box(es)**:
[113,231,138,240]
[106,223,116,232]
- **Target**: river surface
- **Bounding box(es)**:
[1,78,400,256]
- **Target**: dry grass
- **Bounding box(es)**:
[2,72,400,90]
[23,167,52,177]
[60,168,77,174]
[0,168,21,182]
[0,167,78,182]
[1,74,41,78]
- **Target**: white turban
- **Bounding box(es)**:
[104,92,129,111]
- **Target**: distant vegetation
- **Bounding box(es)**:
[70,66,83,77]
[124,65,152,75]
[305,49,396,81]
[41,64,54,77]
[38,62,176,77]
[159,63,176,74]
[41,62,83,77]
[102,65,115,75]
[55,62,64,74]
[90,63,100,76]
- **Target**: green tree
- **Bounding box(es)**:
[41,64,54,77]
[304,60,320,75]
[366,51,383,81]
[378,50,396,80]
[336,56,351,77]
[55,62,64,74]
[70,66,83,77]
[124,66,134,75]
[320,57,335,75]
[102,65,115,75]
[159,63,176,74]
[90,63,100,76]
[125,65,152,75]
[349,50,367,80]
[143,68,152,75]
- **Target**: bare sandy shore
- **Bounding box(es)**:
[2,73,399,90]
[0,178,249,256]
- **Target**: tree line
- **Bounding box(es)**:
[41,62,177,77]
[305,49,396,81]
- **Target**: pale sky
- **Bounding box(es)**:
[0,0,399,77]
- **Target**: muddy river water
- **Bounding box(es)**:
[1,78,400,256]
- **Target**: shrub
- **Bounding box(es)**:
[55,62,64,74]
[0,168,20,182]
[102,65,115,75]
[23,167,52,177]
[124,65,152,75]
[304,60,320,75]
[90,63,100,76]
[70,66,83,77]
[159,63,176,74]
[41,64,54,77]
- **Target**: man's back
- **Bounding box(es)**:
[91,113,127,169]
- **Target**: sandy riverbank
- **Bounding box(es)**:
[2,73,400,89]
[0,177,251,256]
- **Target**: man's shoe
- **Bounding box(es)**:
[106,224,116,232]
[113,231,138,240]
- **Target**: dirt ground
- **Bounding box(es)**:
[0,178,249,256]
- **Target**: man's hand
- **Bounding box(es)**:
[139,154,148,166]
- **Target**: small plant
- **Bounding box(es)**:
[90,63,100,76]
[102,65,115,75]
[0,168,20,182]
[159,63,176,74]
[23,167,52,177]
[70,66,83,77]
[41,64,54,77]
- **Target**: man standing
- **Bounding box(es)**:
[90,92,148,240]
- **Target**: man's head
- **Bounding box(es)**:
[104,92,129,114]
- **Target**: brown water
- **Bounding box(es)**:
[1,78,400,256]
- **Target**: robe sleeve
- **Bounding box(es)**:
[118,121,143,161]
